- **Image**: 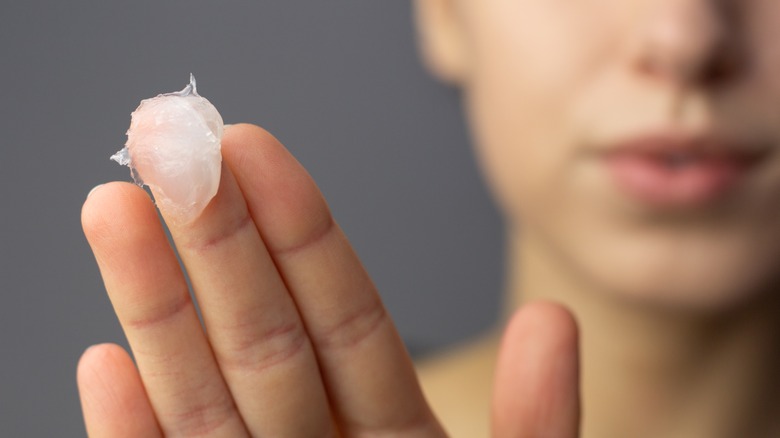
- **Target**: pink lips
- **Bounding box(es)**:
[603,135,764,208]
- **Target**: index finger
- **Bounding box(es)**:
[223,124,446,436]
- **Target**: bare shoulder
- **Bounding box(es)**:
[415,332,501,438]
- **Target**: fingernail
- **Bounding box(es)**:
[87,184,104,199]
[223,123,234,131]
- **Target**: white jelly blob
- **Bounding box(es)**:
[112,74,223,223]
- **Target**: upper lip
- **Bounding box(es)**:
[604,132,771,162]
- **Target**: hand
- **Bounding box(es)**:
[77,124,580,437]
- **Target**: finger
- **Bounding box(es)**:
[77,343,162,438]
[157,161,334,436]
[492,301,580,438]
[82,183,248,437]
[223,124,445,436]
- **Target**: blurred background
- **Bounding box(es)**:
[0,1,503,435]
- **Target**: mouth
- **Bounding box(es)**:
[602,133,770,208]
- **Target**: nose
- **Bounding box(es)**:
[632,0,744,87]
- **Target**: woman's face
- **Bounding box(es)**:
[419,0,780,309]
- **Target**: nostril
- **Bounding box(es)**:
[635,40,744,88]
[701,42,746,86]
[635,49,700,84]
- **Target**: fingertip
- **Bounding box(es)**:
[82,182,144,229]
[493,300,580,438]
[81,182,177,297]
[222,123,283,150]
[78,342,125,364]
[77,343,162,438]
[505,300,579,351]
[86,184,104,199]
[220,123,296,186]
[77,343,130,421]
[77,343,130,390]
[81,182,159,249]
[219,123,334,254]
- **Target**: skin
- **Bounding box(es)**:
[417,0,780,310]
[78,125,578,437]
[415,0,780,436]
[78,0,780,437]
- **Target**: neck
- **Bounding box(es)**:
[506,227,780,438]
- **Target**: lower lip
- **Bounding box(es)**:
[604,152,753,208]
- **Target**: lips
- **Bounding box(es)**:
[603,135,767,208]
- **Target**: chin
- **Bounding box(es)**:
[571,231,780,314]
[603,267,774,314]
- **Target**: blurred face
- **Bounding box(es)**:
[440,0,780,309]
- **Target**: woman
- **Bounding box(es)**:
[77,0,780,436]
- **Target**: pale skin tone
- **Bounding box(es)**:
[78,1,780,437]
[78,126,578,437]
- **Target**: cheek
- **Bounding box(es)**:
[465,88,569,225]
[749,4,780,99]
[462,17,612,223]
[460,0,623,221]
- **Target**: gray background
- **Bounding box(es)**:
[0,2,503,436]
